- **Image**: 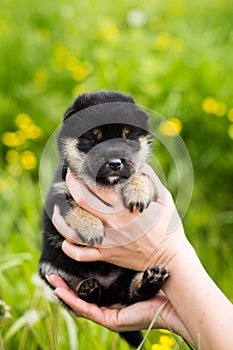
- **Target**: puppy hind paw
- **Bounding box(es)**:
[75,278,101,304]
[143,265,170,286]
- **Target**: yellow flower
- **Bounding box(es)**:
[152,332,176,350]
[71,65,89,82]
[159,118,182,136]
[20,151,37,170]
[151,344,171,350]
[2,131,26,147]
[158,330,171,335]
[160,335,176,346]
[152,345,162,350]
[23,125,44,140]
[15,113,44,140]
[65,56,80,71]
[54,45,70,61]
[5,150,19,164]
[15,113,32,127]
[202,97,226,116]
[51,45,70,71]
[214,102,226,117]
[155,32,171,51]
[228,125,233,140]
[227,108,233,122]
[201,97,216,114]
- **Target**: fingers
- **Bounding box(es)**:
[66,171,124,219]
[142,164,166,200]
[47,274,194,343]
[47,274,119,327]
[65,171,142,228]
[62,240,104,262]
[46,274,74,292]
[46,274,98,318]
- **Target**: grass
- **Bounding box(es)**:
[0,0,233,349]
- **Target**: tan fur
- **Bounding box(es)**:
[138,135,149,147]
[122,128,130,139]
[122,174,155,211]
[92,128,103,140]
[65,205,105,245]
[63,138,86,176]
[129,272,144,299]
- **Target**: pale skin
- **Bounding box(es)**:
[47,167,233,350]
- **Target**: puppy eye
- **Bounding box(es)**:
[125,137,135,145]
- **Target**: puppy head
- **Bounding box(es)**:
[58,91,152,186]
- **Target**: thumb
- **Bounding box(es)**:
[62,240,104,262]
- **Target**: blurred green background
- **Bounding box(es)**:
[0,0,232,349]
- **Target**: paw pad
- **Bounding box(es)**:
[76,278,101,303]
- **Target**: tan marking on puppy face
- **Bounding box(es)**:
[139,135,149,147]
[61,137,85,176]
[92,128,103,140]
[122,128,130,139]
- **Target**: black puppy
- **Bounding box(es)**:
[39,91,170,348]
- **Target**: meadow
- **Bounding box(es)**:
[0,0,232,349]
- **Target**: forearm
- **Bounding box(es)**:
[161,242,233,350]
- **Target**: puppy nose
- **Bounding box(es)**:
[107,159,123,171]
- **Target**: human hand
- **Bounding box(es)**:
[47,274,193,345]
[50,166,233,350]
[52,165,191,271]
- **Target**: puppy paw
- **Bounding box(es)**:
[65,206,105,246]
[129,265,170,303]
[142,265,170,287]
[76,278,101,304]
[122,175,155,212]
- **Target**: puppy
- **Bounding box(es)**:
[39,91,170,348]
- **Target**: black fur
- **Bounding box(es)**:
[39,91,169,348]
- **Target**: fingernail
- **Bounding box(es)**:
[46,274,53,285]
[53,204,60,216]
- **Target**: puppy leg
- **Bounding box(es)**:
[128,265,170,304]
[122,174,155,212]
[40,261,102,304]
[65,204,105,246]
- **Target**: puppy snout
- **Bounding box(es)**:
[106,158,123,171]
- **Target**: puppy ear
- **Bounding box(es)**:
[64,107,77,120]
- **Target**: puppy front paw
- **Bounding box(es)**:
[122,175,155,212]
[65,206,105,246]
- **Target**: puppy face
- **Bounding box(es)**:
[62,123,152,186]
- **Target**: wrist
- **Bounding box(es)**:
[147,229,194,270]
